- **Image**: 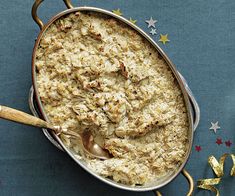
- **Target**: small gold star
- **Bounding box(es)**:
[112,9,122,16]
[129,18,137,24]
[159,34,170,44]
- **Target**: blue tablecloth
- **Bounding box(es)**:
[0,0,234,195]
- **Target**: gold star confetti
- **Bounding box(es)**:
[159,34,170,44]
[129,18,137,24]
[112,9,122,16]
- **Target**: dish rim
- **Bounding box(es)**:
[31,6,194,192]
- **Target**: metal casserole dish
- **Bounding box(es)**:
[31,0,200,194]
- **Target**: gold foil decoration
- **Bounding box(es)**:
[197,153,235,196]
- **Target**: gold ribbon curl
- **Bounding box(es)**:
[197,153,235,196]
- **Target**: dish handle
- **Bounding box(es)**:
[178,72,200,131]
[32,0,74,30]
[154,169,194,196]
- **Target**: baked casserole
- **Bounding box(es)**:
[35,11,189,186]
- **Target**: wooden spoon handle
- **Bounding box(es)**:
[0,105,56,131]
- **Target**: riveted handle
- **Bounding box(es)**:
[178,71,200,131]
[154,169,194,196]
[32,0,74,29]
[63,0,74,9]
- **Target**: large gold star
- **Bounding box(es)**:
[129,17,137,24]
[159,34,170,44]
[112,9,122,16]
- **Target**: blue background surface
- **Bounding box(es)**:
[0,0,234,195]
